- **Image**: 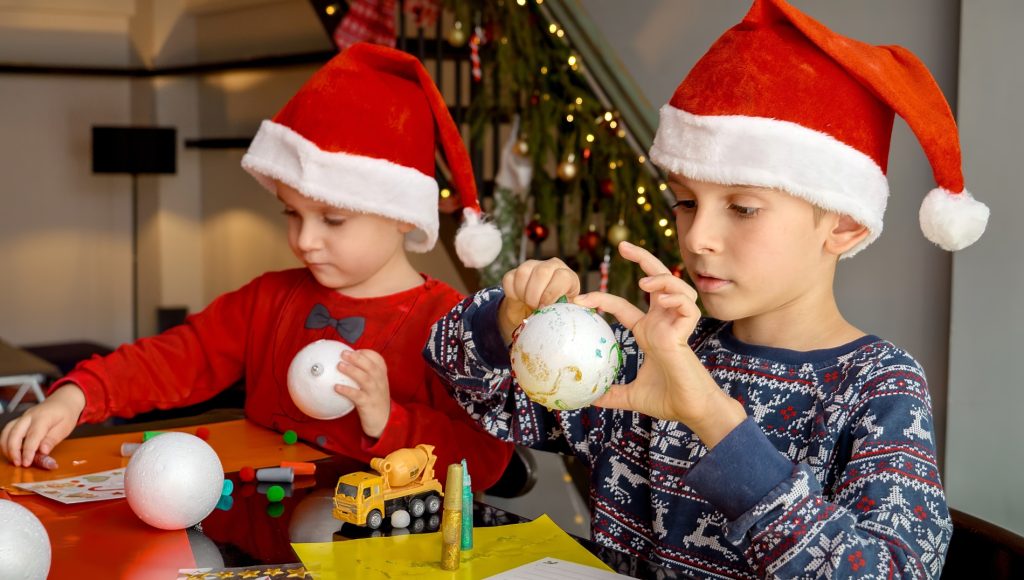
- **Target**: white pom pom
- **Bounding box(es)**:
[919,187,989,251]
[455,208,502,268]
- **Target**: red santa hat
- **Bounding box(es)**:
[242,42,500,268]
[649,0,989,257]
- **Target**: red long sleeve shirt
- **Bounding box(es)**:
[54,269,512,490]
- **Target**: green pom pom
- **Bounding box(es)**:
[282,430,298,445]
[266,485,285,503]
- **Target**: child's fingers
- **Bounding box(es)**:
[638,273,698,302]
[658,293,702,318]
[537,268,581,307]
[575,292,644,329]
[591,384,632,411]
[4,415,32,466]
[0,419,15,463]
[21,418,54,468]
[509,260,543,304]
[618,241,671,277]
[523,260,575,308]
[334,383,366,404]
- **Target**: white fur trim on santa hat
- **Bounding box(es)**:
[455,208,502,268]
[242,120,440,252]
[649,106,890,258]
[919,187,989,251]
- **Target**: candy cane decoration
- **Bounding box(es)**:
[470,25,485,82]
[599,248,611,293]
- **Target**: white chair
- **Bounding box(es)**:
[0,339,59,413]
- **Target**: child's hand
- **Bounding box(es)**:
[498,258,581,343]
[575,241,745,448]
[0,384,85,467]
[336,349,391,439]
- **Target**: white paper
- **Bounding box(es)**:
[486,557,632,579]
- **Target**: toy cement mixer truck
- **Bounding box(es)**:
[332,443,444,529]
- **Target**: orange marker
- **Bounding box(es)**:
[280,461,316,476]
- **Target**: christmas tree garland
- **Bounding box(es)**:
[444,0,682,301]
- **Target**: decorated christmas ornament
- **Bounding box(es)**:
[125,432,224,530]
[607,221,630,246]
[556,153,578,181]
[448,20,467,47]
[287,339,358,420]
[525,219,550,243]
[578,228,602,254]
[510,300,622,410]
[0,500,50,580]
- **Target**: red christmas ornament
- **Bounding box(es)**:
[578,230,602,254]
[599,178,615,198]
[670,264,686,278]
[525,219,550,243]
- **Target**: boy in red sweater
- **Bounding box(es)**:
[1,43,512,490]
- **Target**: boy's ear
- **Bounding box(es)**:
[824,214,870,256]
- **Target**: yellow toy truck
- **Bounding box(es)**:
[332,443,444,529]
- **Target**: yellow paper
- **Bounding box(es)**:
[292,514,611,579]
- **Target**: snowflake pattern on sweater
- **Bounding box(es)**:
[425,288,951,579]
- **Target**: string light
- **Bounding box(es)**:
[638,155,646,164]
[567,55,577,67]
[609,120,617,129]
[637,196,647,205]
[585,133,595,143]
[440,188,451,199]
[540,66,548,75]
[575,97,583,105]
[325,4,338,15]
[548,24,557,34]
[659,183,668,191]
[658,218,668,227]
[603,112,613,122]
[637,186,645,194]
[516,0,527,5]
[566,114,574,123]
[644,203,653,211]
[664,228,674,236]
[556,29,565,38]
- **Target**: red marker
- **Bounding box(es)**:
[33,452,58,470]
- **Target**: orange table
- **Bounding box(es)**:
[1,419,331,578]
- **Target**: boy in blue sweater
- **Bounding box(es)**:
[425,0,989,578]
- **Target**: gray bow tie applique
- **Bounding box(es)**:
[305,303,365,343]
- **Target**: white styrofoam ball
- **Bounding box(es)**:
[510,302,622,410]
[391,509,411,529]
[125,432,224,530]
[287,339,359,420]
[0,500,51,580]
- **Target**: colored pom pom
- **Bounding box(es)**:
[221,479,234,496]
[239,466,256,482]
[195,427,211,441]
[266,485,286,503]
[267,502,285,518]
[283,430,298,445]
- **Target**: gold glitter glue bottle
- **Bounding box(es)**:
[440,462,464,570]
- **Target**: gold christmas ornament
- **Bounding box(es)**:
[556,153,578,181]
[514,137,529,156]
[448,21,467,47]
[607,221,630,246]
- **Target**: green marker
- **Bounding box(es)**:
[461,459,473,550]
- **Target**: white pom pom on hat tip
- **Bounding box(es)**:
[455,208,502,268]
[919,186,990,251]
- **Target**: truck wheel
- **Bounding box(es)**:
[366,510,383,530]
[409,498,426,518]
[425,494,441,514]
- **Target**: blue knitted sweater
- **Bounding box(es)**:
[425,288,951,578]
